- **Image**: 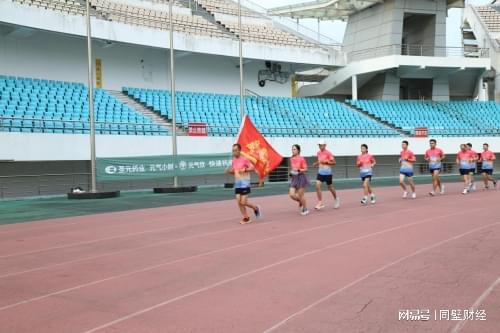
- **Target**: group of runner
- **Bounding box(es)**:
[226,139,497,225]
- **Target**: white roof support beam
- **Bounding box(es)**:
[267,0,384,21]
[268,0,464,21]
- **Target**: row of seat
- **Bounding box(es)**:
[194,0,316,48]
[349,100,500,137]
[221,20,315,48]
[11,0,318,48]
[14,0,86,16]
[195,0,259,18]
[92,0,231,38]
[0,75,169,135]
[0,119,167,135]
[476,6,500,32]
[124,87,400,137]
[6,76,500,138]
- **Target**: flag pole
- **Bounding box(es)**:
[169,0,178,187]
[85,0,97,193]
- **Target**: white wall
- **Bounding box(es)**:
[0,30,293,96]
[2,132,500,161]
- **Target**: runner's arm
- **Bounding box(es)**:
[299,159,308,173]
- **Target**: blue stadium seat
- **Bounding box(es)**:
[123,88,403,138]
[349,100,496,137]
[0,75,169,136]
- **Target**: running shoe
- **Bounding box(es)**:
[300,209,310,216]
[334,198,340,209]
[402,191,408,199]
[370,194,376,204]
[429,191,436,196]
[254,206,262,219]
[440,184,445,195]
[411,192,417,199]
[240,217,252,225]
[315,202,325,210]
[462,188,469,195]
[360,197,368,205]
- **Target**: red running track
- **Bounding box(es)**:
[0,183,498,333]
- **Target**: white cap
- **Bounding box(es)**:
[318,139,327,145]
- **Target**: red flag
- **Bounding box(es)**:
[236,115,283,179]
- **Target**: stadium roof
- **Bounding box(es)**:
[267,0,465,21]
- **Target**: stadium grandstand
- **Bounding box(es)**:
[2,1,500,332]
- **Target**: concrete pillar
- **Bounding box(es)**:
[382,71,400,100]
[352,74,358,101]
[432,75,450,101]
[478,76,487,101]
[495,74,500,102]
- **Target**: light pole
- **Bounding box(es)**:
[85,0,97,193]
[238,0,244,120]
[169,0,178,187]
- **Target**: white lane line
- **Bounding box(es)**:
[81,209,489,333]
[0,206,419,311]
[451,276,500,333]
[263,223,500,333]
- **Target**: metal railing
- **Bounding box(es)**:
[197,124,500,137]
[186,124,400,137]
[272,161,464,180]
[423,128,500,136]
[228,0,342,49]
[347,44,490,62]
[0,163,468,182]
[0,161,471,199]
[245,88,310,132]
[0,172,91,199]
[4,117,500,138]
[0,116,170,135]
